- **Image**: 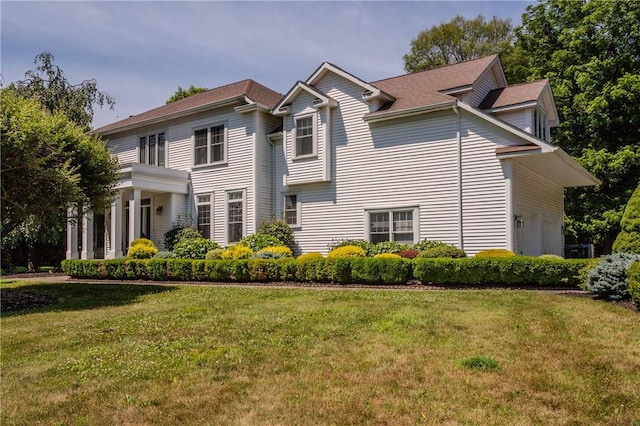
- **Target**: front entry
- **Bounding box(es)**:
[124,198,152,249]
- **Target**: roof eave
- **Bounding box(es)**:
[98,95,247,136]
[364,100,457,124]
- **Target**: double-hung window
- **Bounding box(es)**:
[194,124,226,166]
[294,115,315,157]
[139,132,166,167]
[283,194,300,227]
[368,208,416,244]
[227,190,245,243]
[196,194,212,239]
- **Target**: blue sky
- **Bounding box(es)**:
[1,1,533,129]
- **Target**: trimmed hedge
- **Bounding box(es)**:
[628,262,640,306]
[62,256,589,287]
[413,257,588,286]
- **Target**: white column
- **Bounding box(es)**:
[66,205,79,259]
[129,189,141,245]
[81,209,94,260]
[108,194,123,259]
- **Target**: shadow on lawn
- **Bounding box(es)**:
[0,282,177,316]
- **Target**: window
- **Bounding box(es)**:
[139,132,166,166]
[533,109,548,142]
[196,194,212,239]
[227,191,245,243]
[284,194,299,226]
[295,115,314,157]
[194,124,226,165]
[367,209,416,244]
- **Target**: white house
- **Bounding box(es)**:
[66,55,599,259]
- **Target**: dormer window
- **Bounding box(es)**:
[533,108,549,142]
[294,115,316,158]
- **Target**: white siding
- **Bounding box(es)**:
[459,114,520,255]
[494,110,527,132]
[276,73,464,254]
[513,163,564,256]
[463,69,502,107]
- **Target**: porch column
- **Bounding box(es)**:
[66,205,79,259]
[129,189,141,246]
[108,194,123,259]
[81,208,94,260]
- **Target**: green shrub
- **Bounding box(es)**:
[374,253,402,259]
[297,252,324,261]
[166,259,193,280]
[327,239,373,256]
[220,244,253,260]
[368,241,410,256]
[124,259,148,279]
[146,258,168,280]
[577,258,601,290]
[628,262,640,306]
[295,257,329,283]
[474,249,516,258]
[154,251,176,259]
[255,245,293,258]
[418,245,467,258]
[127,238,158,259]
[104,259,127,279]
[412,239,449,251]
[413,257,588,287]
[163,223,201,252]
[585,253,640,300]
[240,233,283,252]
[539,254,563,260]
[328,245,366,258]
[257,219,296,250]
[173,238,219,259]
[612,184,640,254]
[350,257,412,285]
[191,260,207,281]
[205,248,224,260]
[248,259,284,282]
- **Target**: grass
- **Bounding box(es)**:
[1,281,639,425]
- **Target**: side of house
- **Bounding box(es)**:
[66,56,599,260]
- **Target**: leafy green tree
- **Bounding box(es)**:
[404,15,524,82]
[166,85,208,104]
[613,184,640,254]
[1,90,119,266]
[516,0,640,253]
[8,52,115,131]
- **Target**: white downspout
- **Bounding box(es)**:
[453,103,463,251]
[323,105,331,182]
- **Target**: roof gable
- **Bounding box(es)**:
[479,79,558,126]
[272,81,338,115]
[95,79,282,135]
[368,55,503,117]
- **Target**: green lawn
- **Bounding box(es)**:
[1,281,639,425]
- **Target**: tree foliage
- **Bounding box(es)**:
[166,85,208,104]
[516,0,640,252]
[404,15,521,81]
[613,184,640,254]
[0,90,119,237]
[8,52,115,131]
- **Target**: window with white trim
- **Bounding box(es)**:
[533,109,548,142]
[294,115,315,157]
[196,194,212,239]
[194,124,226,166]
[227,190,245,243]
[139,132,166,167]
[368,209,416,244]
[283,194,300,227]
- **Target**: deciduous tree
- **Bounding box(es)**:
[516,0,640,253]
[166,85,208,104]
